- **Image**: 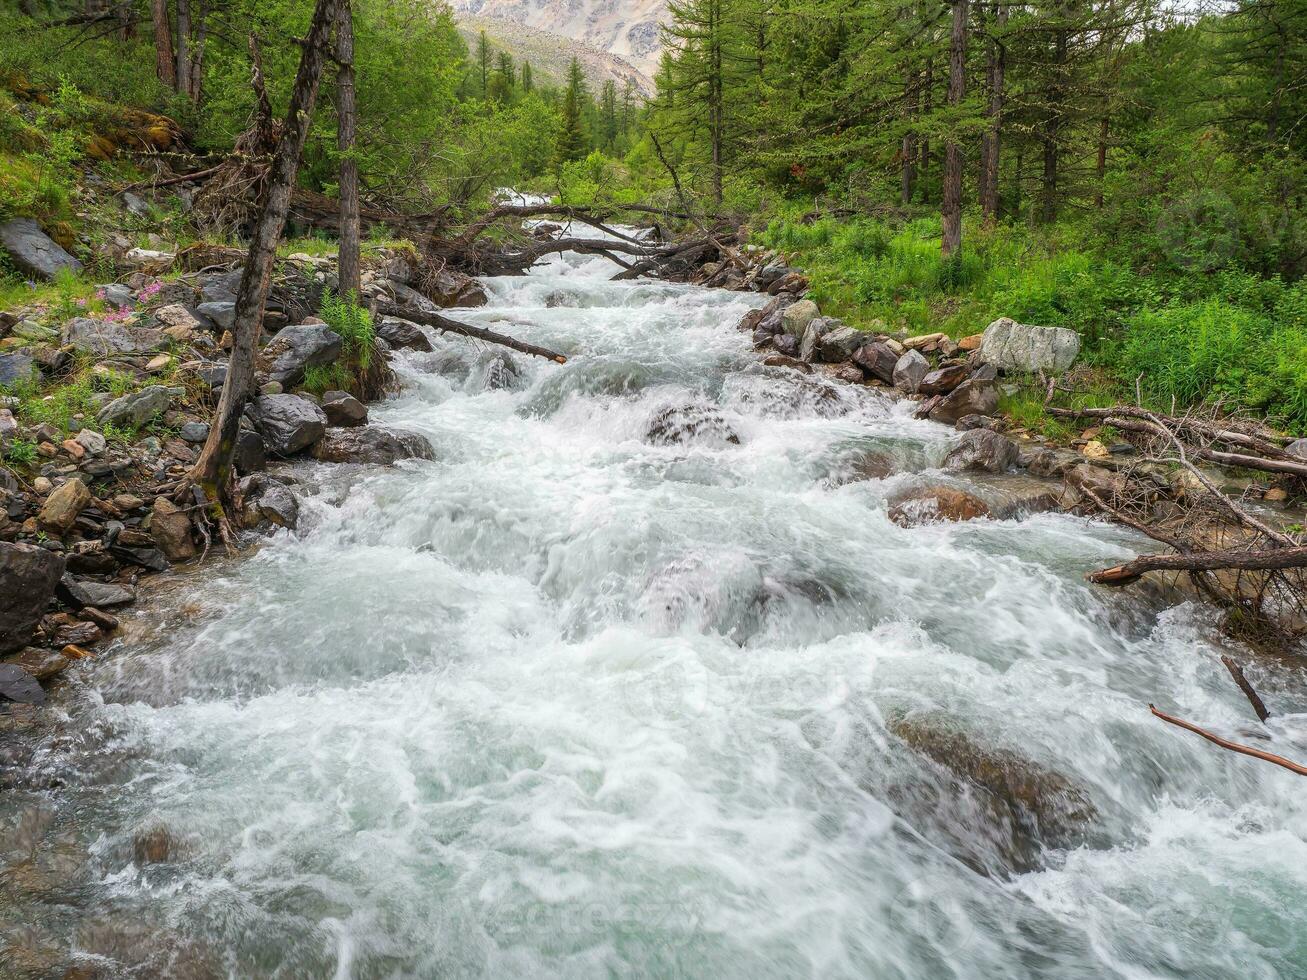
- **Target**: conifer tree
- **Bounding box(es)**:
[555,57,589,166]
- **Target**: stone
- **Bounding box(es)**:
[61,438,85,460]
[1285,437,1307,460]
[0,408,17,440]
[1063,463,1128,506]
[3,646,70,681]
[957,333,983,352]
[310,426,435,465]
[96,385,173,428]
[426,267,489,308]
[0,218,83,280]
[979,317,1081,373]
[781,299,819,340]
[902,332,948,352]
[942,429,1019,473]
[235,429,266,472]
[62,318,164,356]
[97,283,133,308]
[645,404,741,447]
[927,379,999,426]
[148,497,195,561]
[1082,439,1110,460]
[0,542,64,654]
[74,429,106,455]
[888,485,992,526]
[755,293,796,335]
[817,325,863,363]
[56,574,135,609]
[917,363,970,396]
[0,663,44,705]
[241,474,299,529]
[196,301,236,329]
[145,354,172,374]
[891,349,929,393]
[152,304,202,332]
[38,478,91,532]
[257,323,343,386]
[0,353,38,387]
[799,317,833,362]
[122,248,175,273]
[956,414,1002,432]
[178,421,209,443]
[852,342,899,384]
[321,391,367,427]
[375,317,432,352]
[249,394,327,456]
[773,333,800,358]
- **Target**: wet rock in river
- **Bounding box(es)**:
[250,394,327,456]
[852,342,898,384]
[889,715,1098,872]
[926,378,999,426]
[0,543,64,655]
[56,575,135,609]
[645,404,742,447]
[942,429,1019,473]
[321,390,368,427]
[0,663,45,705]
[917,363,969,396]
[376,316,433,352]
[240,474,300,530]
[310,426,435,465]
[891,349,929,393]
[148,497,196,561]
[887,485,992,526]
[3,646,70,682]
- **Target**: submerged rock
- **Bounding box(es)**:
[942,429,1019,473]
[645,404,741,447]
[887,485,991,525]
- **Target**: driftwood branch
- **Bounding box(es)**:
[1089,545,1307,585]
[1220,655,1270,722]
[1149,704,1306,776]
[373,301,567,363]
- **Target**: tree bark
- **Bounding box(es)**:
[174,0,191,97]
[901,68,918,207]
[1094,115,1108,208]
[188,1,206,104]
[151,0,175,89]
[373,302,568,363]
[336,0,361,299]
[1041,23,1068,223]
[980,2,1005,224]
[941,0,968,258]
[920,55,933,198]
[189,0,345,509]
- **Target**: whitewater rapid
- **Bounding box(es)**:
[8,246,1307,978]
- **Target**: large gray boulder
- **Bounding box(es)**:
[817,325,863,363]
[942,429,1019,473]
[891,350,929,393]
[979,317,1080,373]
[0,542,65,654]
[250,394,327,455]
[781,299,819,340]
[96,385,174,429]
[310,426,434,465]
[0,218,82,280]
[62,318,164,356]
[258,324,343,386]
[927,378,999,425]
[376,316,432,352]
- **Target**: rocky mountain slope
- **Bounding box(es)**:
[456,14,654,95]
[449,0,666,79]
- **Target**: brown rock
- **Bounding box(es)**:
[148,497,196,561]
[851,342,899,383]
[2,645,70,681]
[917,363,970,396]
[78,606,119,631]
[888,485,992,526]
[927,379,999,426]
[61,439,86,460]
[39,478,91,532]
[133,826,174,864]
[957,333,984,351]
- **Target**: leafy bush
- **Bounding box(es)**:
[3,439,37,467]
[319,290,374,372]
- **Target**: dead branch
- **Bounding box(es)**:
[1090,545,1307,586]
[1149,704,1306,776]
[373,301,567,363]
[1220,655,1271,722]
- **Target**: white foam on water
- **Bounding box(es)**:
[37,239,1307,977]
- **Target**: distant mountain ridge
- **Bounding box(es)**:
[447,0,667,80]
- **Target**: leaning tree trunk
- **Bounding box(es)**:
[190,0,345,510]
[336,0,361,299]
[941,0,968,258]
[151,0,175,88]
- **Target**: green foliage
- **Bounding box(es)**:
[319,290,375,372]
[555,58,589,168]
[3,439,37,468]
[302,362,356,397]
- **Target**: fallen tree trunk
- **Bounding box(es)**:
[374,301,567,363]
[1089,545,1307,586]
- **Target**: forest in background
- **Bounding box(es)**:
[1,0,1306,429]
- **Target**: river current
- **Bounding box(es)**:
[4,243,1306,978]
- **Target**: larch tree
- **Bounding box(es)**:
[336,0,360,300]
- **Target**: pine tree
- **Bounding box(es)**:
[555,57,589,166]
[599,79,619,151]
[520,60,534,93]
[476,30,492,99]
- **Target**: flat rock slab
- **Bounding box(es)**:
[0,218,82,280]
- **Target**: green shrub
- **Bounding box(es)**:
[318,290,375,372]
[302,362,355,396]
[3,439,37,467]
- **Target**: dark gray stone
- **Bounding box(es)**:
[852,342,899,384]
[235,429,266,473]
[0,218,82,280]
[0,663,45,705]
[250,394,327,456]
[57,574,135,609]
[62,318,164,356]
[892,350,930,393]
[258,324,343,386]
[0,542,65,655]
[376,317,433,352]
[179,421,210,443]
[321,391,367,427]
[96,385,174,429]
[309,426,435,465]
[927,379,999,426]
[0,353,38,387]
[196,301,236,329]
[942,429,1020,473]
